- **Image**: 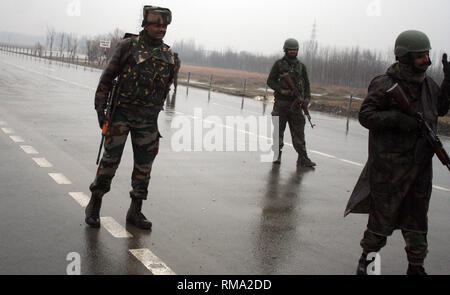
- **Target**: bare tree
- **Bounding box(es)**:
[34,42,44,57]
[46,26,56,57]
[66,33,79,59]
[58,32,66,57]
[104,28,124,60]
[72,35,78,59]
[86,38,101,63]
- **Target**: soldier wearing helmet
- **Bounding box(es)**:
[267,38,316,167]
[345,30,450,275]
[85,6,179,230]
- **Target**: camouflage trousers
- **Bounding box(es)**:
[271,100,307,156]
[89,106,160,200]
[360,229,428,266]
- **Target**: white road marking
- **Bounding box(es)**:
[100,217,133,238]
[433,185,450,192]
[32,157,53,168]
[68,192,90,207]
[1,127,14,134]
[48,173,72,184]
[10,135,25,143]
[129,249,176,275]
[2,59,449,194]
[339,159,364,166]
[20,145,38,154]
[310,150,337,159]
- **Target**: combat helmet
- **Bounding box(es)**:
[394,30,431,57]
[283,38,299,51]
[141,5,172,27]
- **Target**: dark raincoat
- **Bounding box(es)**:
[345,63,449,236]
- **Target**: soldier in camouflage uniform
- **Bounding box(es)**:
[345,30,449,275]
[173,52,181,92]
[85,6,178,230]
[267,38,316,167]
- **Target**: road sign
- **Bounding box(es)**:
[99,41,111,48]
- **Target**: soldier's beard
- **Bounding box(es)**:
[413,60,431,73]
[286,53,297,60]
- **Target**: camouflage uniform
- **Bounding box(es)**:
[173,53,181,90]
[345,62,450,267]
[89,30,176,200]
[267,55,312,158]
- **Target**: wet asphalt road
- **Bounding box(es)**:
[0,51,449,275]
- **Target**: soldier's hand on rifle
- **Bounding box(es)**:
[442,53,450,78]
[280,89,294,96]
[97,110,106,129]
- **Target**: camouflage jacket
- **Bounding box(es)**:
[267,55,311,101]
[94,30,177,112]
[174,55,181,75]
[345,62,449,217]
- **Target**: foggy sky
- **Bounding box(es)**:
[1,0,449,56]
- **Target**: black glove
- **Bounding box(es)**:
[96,110,106,129]
[443,53,450,78]
[396,112,419,132]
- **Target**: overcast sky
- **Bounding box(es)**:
[1,0,449,56]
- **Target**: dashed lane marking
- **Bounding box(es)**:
[100,217,133,238]
[48,173,72,184]
[20,145,38,154]
[3,59,449,194]
[129,249,176,275]
[9,135,25,143]
[1,127,14,134]
[69,192,90,208]
[32,157,53,168]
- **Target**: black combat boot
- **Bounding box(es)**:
[297,154,316,167]
[126,199,152,230]
[85,195,102,228]
[407,264,427,275]
[273,150,282,164]
[356,253,370,275]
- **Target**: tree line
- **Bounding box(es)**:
[40,27,445,89]
[171,39,445,88]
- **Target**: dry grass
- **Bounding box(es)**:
[178,64,450,129]
[179,64,368,103]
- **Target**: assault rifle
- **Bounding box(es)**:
[96,78,119,165]
[281,74,315,128]
[386,83,450,172]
